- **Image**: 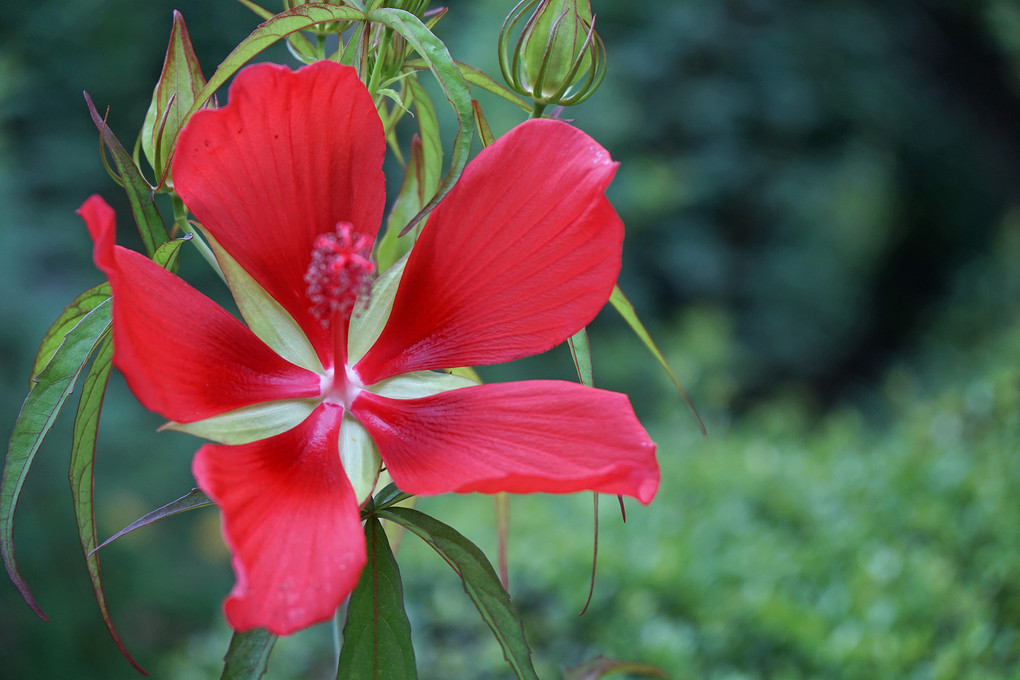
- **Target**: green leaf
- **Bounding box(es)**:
[609,284,707,435]
[84,93,170,257]
[92,488,214,555]
[366,9,474,236]
[68,335,146,673]
[562,655,669,680]
[220,628,277,680]
[379,507,539,680]
[141,11,208,189]
[337,517,417,679]
[152,233,191,270]
[372,483,412,512]
[2,298,111,618]
[30,282,110,382]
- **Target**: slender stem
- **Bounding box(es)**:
[495,492,511,591]
[578,492,599,615]
[529,100,547,119]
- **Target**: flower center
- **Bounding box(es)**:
[304,221,375,324]
[320,364,365,410]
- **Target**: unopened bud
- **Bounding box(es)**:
[499,0,606,110]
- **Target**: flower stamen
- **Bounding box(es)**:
[305,221,375,324]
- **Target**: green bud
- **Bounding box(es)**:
[141,11,206,191]
[499,0,606,110]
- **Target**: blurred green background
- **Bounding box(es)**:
[3,0,1020,678]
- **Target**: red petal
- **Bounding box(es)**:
[355,119,623,384]
[352,381,658,504]
[173,62,386,364]
[193,403,366,635]
[80,195,320,423]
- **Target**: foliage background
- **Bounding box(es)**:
[2,0,1020,678]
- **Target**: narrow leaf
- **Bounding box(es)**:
[84,93,170,257]
[2,299,111,617]
[220,628,277,680]
[31,283,110,382]
[68,335,146,673]
[365,8,474,236]
[92,488,213,556]
[609,284,706,435]
[563,655,669,680]
[337,517,417,679]
[379,507,539,680]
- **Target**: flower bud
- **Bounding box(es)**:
[499,0,606,110]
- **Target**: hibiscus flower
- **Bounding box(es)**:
[79,60,658,635]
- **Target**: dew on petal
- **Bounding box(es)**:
[304,221,375,324]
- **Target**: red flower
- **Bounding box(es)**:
[79,61,658,635]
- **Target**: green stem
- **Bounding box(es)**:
[171,193,189,237]
[529,100,547,119]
